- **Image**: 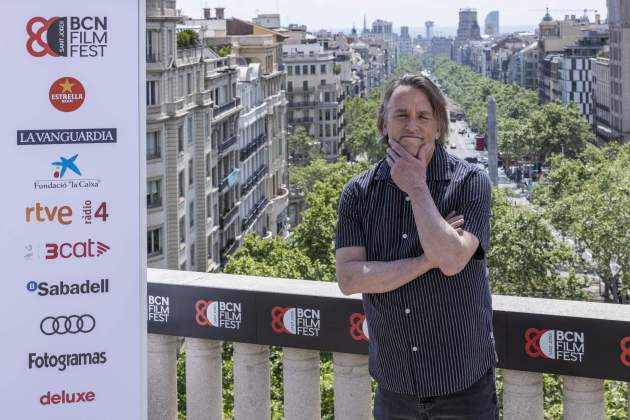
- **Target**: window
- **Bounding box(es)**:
[147,179,162,209]
[188,159,194,186]
[287,66,293,75]
[178,170,185,198]
[325,92,330,102]
[302,65,308,75]
[190,243,195,267]
[321,64,327,74]
[205,113,211,141]
[287,81,293,92]
[189,201,195,228]
[179,216,186,243]
[147,228,162,256]
[206,194,212,220]
[310,65,316,74]
[295,66,301,75]
[187,117,193,143]
[325,110,330,121]
[147,131,161,160]
[146,81,158,105]
[187,73,192,95]
[178,75,184,97]
[303,81,308,91]
[177,125,184,153]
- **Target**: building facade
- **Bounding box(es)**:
[485,11,500,36]
[609,0,630,141]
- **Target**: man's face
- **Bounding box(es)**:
[382,85,440,158]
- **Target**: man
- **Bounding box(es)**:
[335,74,497,419]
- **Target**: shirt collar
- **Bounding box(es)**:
[374,144,452,182]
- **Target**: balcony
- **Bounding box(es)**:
[214,97,241,117]
[240,164,267,197]
[218,135,238,155]
[219,238,239,263]
[288,117,314,124]
[165,98,185,117]
[219,168,239,192]
[287,101,317,108]
[147,269,630,420]
[269,185,289,221]
[219,204,239,229]
[241,196,269,233]
[240,134,267,162]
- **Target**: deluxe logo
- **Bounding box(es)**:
[28,351,107,371]
[621,337,630,367]
[148,295,170,323]
[45,239,110,260]
[271,306,320,337]
[40,389,96,406]
[525,328,585,362]
[25,201,109,225]
[27,278,110,297]
[49,77,85,112]
[27,16,108,58]
[195,299,242,330]
[349,313,369,342]
[32,153,103,191]
[17,129,117,146]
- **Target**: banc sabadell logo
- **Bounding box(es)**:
[271,306,320,337]
[26,16,108,58]
[525,328,585,362]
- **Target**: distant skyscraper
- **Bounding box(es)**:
[425,21,434,39]
[485,11,499,35]
[399,26,413,55]
[457,8,481,41]
[608,0,630,142]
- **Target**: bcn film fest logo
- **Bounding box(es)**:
[271,306,320,337]
[525,328,585,362]
[621,337,630,368]
[26,16,108,58]
[195,299,242,330]
[349,313,369,342]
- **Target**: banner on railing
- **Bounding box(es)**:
[0,2,146,419]
[149,282,630,382]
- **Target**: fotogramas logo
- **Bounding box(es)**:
[195,299,242,330]
[26,16,108,58]
[28,351,107,371]
[525,328,585,362]
[271,306,320,337]
[349,313,369,342]
[32,153,103,191]
[49,77,85,112]
[148,295,170,323]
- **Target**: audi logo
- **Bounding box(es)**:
[40,315,96,336]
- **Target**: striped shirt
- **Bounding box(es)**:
[335,145,496,397]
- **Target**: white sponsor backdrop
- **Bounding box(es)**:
[0,1,146,419]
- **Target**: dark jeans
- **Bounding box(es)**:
[374,368,499,420]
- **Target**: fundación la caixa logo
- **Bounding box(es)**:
[26,16,108,58]
[30,154,103,191]
[525,328,585,362]
[195,299,242,330]
[271,306,320,337]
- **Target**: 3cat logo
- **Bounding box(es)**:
[271,306,320,337]
[621,337,630,368]
[26,16,108,58]
[525,328,585,362]
[349,313,369,341]
[45,239,110,260]
[49,77,85,112]
[195,299,241,330]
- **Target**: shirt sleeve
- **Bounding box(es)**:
[459,169,492,259]
[335,181,366,250]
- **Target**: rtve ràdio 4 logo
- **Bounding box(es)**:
[25,201,109,225]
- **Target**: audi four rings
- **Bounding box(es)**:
[40,315,96,335]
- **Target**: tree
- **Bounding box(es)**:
[534,143,630,303]
[288,126,323,165]
[176,29,199,49]
[488,188,588,300]
[343,92,385,162]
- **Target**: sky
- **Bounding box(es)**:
[177,0,607,34]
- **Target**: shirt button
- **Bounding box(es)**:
[405,308,411,314]
[412,346,418,352]
[402,233,408,239]
[405,196,410,201]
